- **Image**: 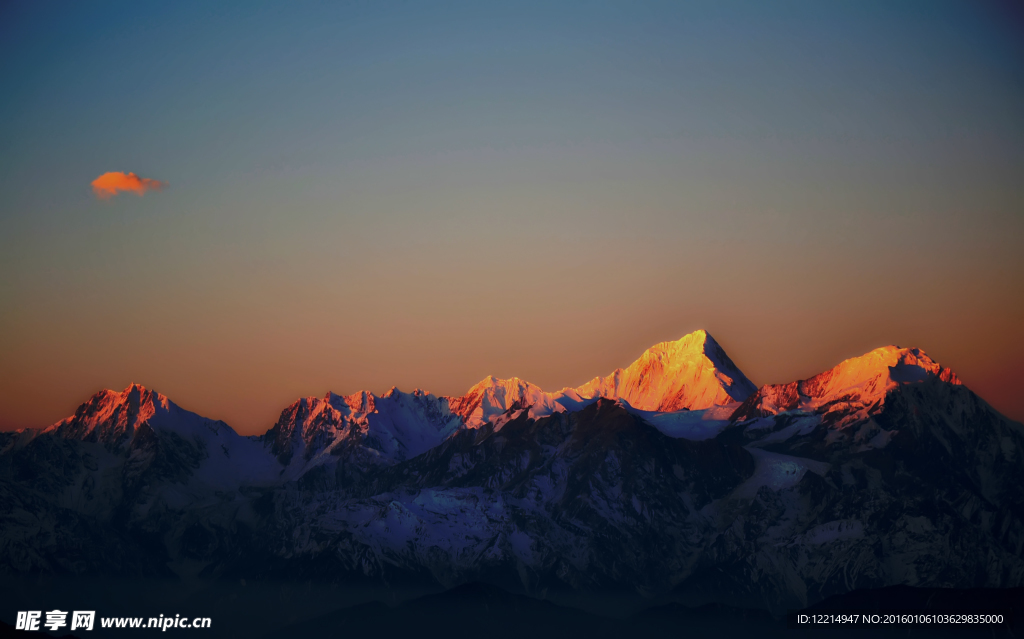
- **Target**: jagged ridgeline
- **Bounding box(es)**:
[1,330,1022,616]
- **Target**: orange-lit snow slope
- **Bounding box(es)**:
[43,383,227,445]
[568,329,756,411]
[449,330,757,427]
[731,345,961,429]
[36,333,1005,472]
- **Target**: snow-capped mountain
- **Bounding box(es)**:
[446,330,756,429]
[263,387,463,469]
[448,376,566,428]
[731,345,960,427]
[37,382,281,489]
[1,333,1021,615]
[43,382,231,447]
[568,329,756,411]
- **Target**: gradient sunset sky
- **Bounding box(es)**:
[2,1,1022,434]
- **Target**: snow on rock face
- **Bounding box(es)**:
[263,393,354,465]
[802,346,959,403]
[41,383,284,489]
[729,448,830,499]
[44,383,232,446]
[265,387,463,466]
[569,330,757,411]
[448,376,565,429]
[731,346,960,428]
[6,338,1024,612]
[632,405,736,441]
[446,330,756,428]
[366,388,464,460]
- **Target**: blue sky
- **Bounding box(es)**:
[2,1,1023,431]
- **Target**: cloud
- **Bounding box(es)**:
[91,171,167,200]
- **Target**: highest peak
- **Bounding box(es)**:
[638,330,736,368]
[643,330,723,360]
[575,330,756,411]
[667,328,713,348]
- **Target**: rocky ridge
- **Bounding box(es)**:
[1,331,1021,614]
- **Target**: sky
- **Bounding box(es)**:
[1,0,1022,434]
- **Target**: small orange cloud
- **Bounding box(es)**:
[91,171,167,200]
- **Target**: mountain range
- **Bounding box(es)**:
[1,329,1022,622]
